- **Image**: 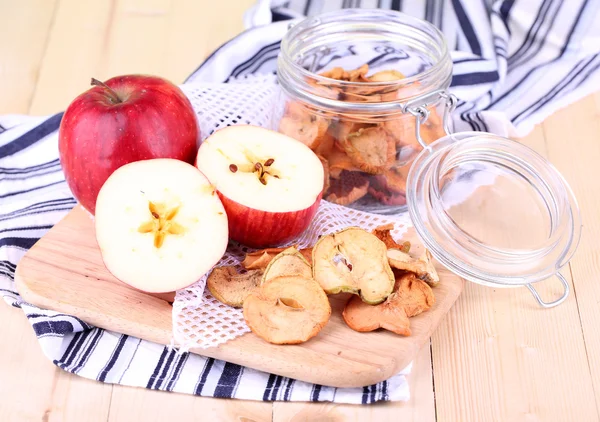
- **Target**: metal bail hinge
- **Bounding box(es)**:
[526,272,570,308]
[404,90,458,149]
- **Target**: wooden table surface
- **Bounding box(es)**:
[1,1,599,421]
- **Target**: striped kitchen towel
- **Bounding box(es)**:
[2,0,599,404]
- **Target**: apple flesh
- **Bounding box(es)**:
[59,75,199,215]
[195,125,324,248]
[95,159,228,293]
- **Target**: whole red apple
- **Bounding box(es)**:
[58,74,199,214]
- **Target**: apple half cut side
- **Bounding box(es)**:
[195,125,324,248]
[94,158,229,293]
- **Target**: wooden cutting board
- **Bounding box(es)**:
[14,205,464,388]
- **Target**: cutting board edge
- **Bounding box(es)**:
[15,258,462,389]
[14,260,420,389]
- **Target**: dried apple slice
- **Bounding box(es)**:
[300,247,313,265]
[319,64,369,82]
[329,121,373,143]
[261,247,312,284]
[320,67,347,80]
[278,115,327,149]
[369,188,407,206]
[341,126,396,174]
[315,132,336,157]
[347,64,369,81]
[317,155,331,195]
[326,148,361,178]
[342,272,435,336]
[374,168,407,194]
[206,266,262,308]
[312,227,395,304]
[340,92,383,102]
[368,70,406,82]
[242,246,313,269]
[368,167,408,206]
[387,248,440,286]
[372,223,411,252]
[325,171,369,205]
[242,247,289,269]
[382,114,416,147]
[243,275,331,344]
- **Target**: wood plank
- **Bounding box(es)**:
[0,304,112,422]
[0,3,114,420]
[107,386,272,422]
[0,305,59,421]
[272,342,436,421]
[28,0,256,116]
[47,373,113,422]
[0,0,57,114]
[430,124,599,421]
[543,93,600,414]
[15,205,463,389]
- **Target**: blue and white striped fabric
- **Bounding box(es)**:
[2,0,599,404]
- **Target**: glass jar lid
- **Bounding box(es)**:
[407,131,582,308]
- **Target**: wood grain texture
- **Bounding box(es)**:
[3,0,600,420]
[28,0,256,115]
[272,342,436,422]
[14,205,463,389]
[430,124,600,422]
[108,386,272,422]
[543,94,600,414]
[0,0,57,114]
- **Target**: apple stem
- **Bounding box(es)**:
[91,78,122,104]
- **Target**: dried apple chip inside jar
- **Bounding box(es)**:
[261,247,312,285]
[341,126,396,174]
[317,154,331,194]
[387,248,440,287]
[243,275,331,345]
[312,227,395,304]
[278,101,329,149]
[342,272,435,336]
[326,149,361,179]
[206,266,263,308]
[368,167,407,206]
[325,171,369,205]
[368,70,406,82]
[278,115,328,150]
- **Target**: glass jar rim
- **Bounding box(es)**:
[406,131,582,288]
[277,9,453,115]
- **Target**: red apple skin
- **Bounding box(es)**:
[58,74,199,214]
[217,191,322,248]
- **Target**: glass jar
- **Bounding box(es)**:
[274,10,582,308]
[274,9,453,214]
[407,132,581,308]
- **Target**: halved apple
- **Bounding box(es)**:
[195,125,324,248]
[94,158,229,293]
